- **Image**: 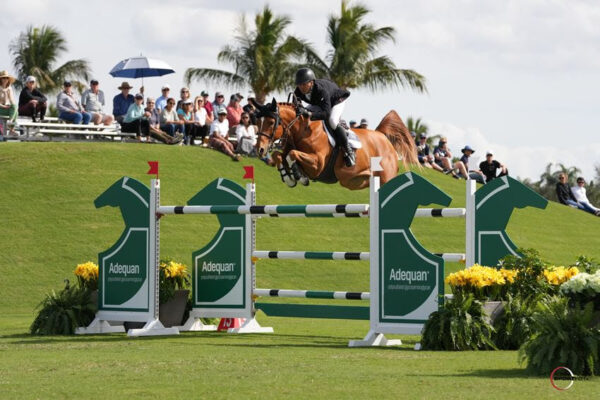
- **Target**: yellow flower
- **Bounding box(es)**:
[74,261,99,282]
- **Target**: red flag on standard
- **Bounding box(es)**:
[147,161,159,177]
[243,165,254,181]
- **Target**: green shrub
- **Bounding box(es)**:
[519,297,600,376]
[573,255,600,274]
[493,293,545,350]
[421,293,496,351]
[30,282,96,335]
[499,249,553,300]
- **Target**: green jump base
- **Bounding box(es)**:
[255,303,370,320]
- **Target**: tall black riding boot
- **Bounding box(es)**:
[333,124,355,167]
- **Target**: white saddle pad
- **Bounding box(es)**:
[322,122,362,149]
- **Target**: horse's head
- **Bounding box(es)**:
[95,176,150,227]
[252,97,299,158]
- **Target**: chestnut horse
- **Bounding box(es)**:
[253,98,418,190]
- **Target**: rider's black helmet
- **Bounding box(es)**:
[295,68,315,85]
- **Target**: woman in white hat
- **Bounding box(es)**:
[0,70,18,133]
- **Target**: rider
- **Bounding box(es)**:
[293,68,356,167]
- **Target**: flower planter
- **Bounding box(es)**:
[159,289,189,327]
[90,290,98,309]
[483,301,505,324]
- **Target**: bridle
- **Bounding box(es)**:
[257,105,301,153]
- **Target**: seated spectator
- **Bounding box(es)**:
[359,118,368,129]
[210,108,240,161]
[160,97,185,137]
[0,70,18,133]
[177,99,198,145]
[155,85,170,111]
[243,91,258,125]
[57,81,91,124]
[349,120,357,129]
[571,177,600,216]
[201,90,213,117]
[193,95,212,145]
[18,75,47,122]
[235,112,257,155]
[81,79,114,126]
[145,97,182,145]
[478,150,508,183]
[212,91,226,119]
[121,93,150,140]
[416,133,443,172]
[113,81,134,124]
[226,94,243,127]
[176,87,191,110]
[458,145,485,183]
[433,137,463,178]
[555,173,598,215]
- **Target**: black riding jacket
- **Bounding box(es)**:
[294,79,350,121]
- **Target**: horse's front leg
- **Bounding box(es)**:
[288,150,322,186]
[272,151,297,187]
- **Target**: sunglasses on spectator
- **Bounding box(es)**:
[181,90,189,93]
[242,116,249,119]
[167,101,175,105]
[217,95,224,98]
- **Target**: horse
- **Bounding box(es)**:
[252,98,418,190]
[474,175,548,267]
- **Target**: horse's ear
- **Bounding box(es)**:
[271,97,277,108]
[249,97,262,109]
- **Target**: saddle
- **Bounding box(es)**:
[321,122,362,150]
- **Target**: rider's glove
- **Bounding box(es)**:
[297,106,311,118]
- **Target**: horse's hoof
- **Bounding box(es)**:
[284,177,297,188]
[299,177,310,186]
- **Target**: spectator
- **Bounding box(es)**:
[18,75,47,122]
[145,97,182,145]
[433,137,464,179]
[210,108,240,161]
[0,70,18,132]
[571,177,600,216]
[57,81,91,124]
[349,120,357,129]
[155,85,170,111]
[226,94,243,127]
[193,95,212,145]
[81,79,114,126]
[121,93,150,140]
[160,97,185,137]
[556,173,598,215]
[243,91,258,125]
[359,118,368,129]
[416,133,443,172]
[177,99,198,145]
[201,90,213,117]
[176,87,191,110]
[113,81,134,124]
[478,151,508,183]
[235,112,257,155]
[459,145,485,183]
[212,91,226,119]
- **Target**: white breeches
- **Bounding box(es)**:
[308,100,346,130]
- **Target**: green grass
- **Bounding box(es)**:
[0,143,599,399]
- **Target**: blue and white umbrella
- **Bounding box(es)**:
[109,56,175,88]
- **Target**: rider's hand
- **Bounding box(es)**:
[297,106,311,119]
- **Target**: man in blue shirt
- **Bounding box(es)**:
[113,81,134,123]
[155,84,170,111]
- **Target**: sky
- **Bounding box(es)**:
[2,0,599,181]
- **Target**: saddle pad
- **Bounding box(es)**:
[322,122,362,149]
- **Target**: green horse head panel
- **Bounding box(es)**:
[377,172,450,323]
[474,176,548,267]
[95,177,150,311]
[190,178,248,310]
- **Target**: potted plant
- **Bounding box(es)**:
[158,259,191,327]
[74,261,99,307]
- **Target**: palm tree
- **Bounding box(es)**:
[9,25,90,94]
[306,0,427,93]
[185,6,314,104]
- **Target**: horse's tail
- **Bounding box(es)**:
[375,110,419,169]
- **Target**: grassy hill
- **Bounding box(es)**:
[1,142,599,316]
